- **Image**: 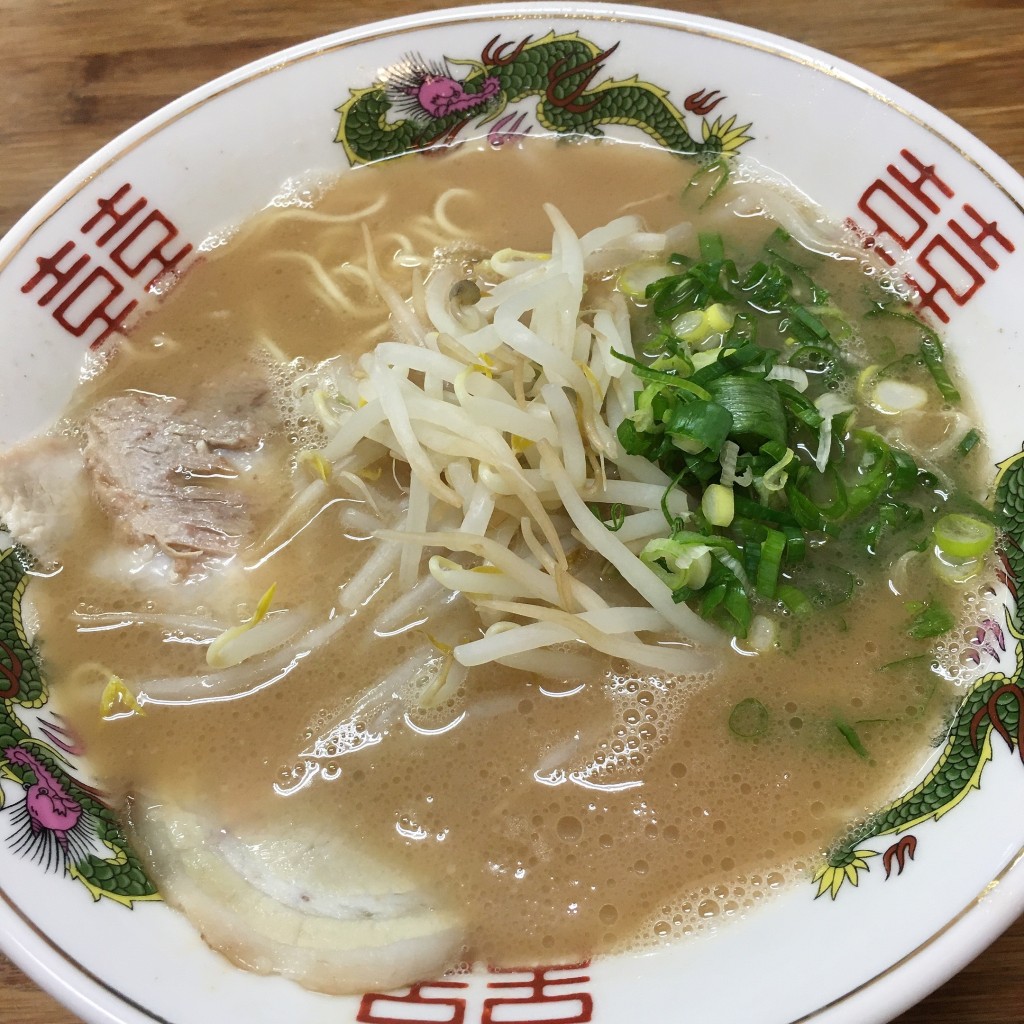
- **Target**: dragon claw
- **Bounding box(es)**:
[882,835,917,878]
[684,88,726,116]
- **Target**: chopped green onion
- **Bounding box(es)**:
[781,525,806,563]
[720,584,754,636]
[869,379,928,413]
[889,449,919,492]
[754,529,786,599]
[746,614,778,652]
[833,714,870,759]
[866,304,960,403]
[906,600,955,638]
[789,303,829,340]
[617,233,982,643]
[729,697,770,738]
[930,550,984,586]
[957,429,981,457]
[612,350,712,398]
[699,232,725,262]
[684,157,731,205]
[616,417,647,456]
[702,483,735,527]
[589,502,627,531]
[733,495,800,528]
[919,332,960,403]
[706,375,787,449]
[804,567,858,608]
[640,535,714,591]
[663,399,734,454]
[651,352,696,375]
[689,342,767,387]
[932,513,995,560]
[760,448,794,493]
[879,653,930,671]
[776,584,813,617]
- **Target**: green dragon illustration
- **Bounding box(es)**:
[335,31,752,164]
[815,448,1024,898]
[0,547,158,906]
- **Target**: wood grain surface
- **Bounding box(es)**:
[0,0,1022,1021]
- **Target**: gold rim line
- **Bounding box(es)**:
[789,845,1024,1023]
[0,887,174,1024]
[0,8,1022,1024]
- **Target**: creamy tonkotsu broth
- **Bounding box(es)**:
[18,139,993,986]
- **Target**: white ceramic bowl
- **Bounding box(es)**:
[1,5,1023,1023]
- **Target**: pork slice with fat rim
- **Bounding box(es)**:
[130,799,464,994]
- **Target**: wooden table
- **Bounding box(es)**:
[0,0,1022,1021]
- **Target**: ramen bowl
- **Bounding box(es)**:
[1,5,1023,1024]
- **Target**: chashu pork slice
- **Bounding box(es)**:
[131,801,463,994]
[82,377,275,563]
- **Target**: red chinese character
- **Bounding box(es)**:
[357,980,469,1024]
[850,150,1014,321]
[483,963,593,1024]
[907,232,985,323]
[857,178,929,253]
[81,183,148,245]
[51,266,138,347]
[109,209,193,288]
[21,241,90,305]
[854,150,957,259]
[887,149,954,215]
[948,203,1015,270]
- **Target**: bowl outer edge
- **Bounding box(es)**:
[1,5,1023,1024]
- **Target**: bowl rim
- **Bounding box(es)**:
[3,1,1023,269]
[1,5,1023,1024]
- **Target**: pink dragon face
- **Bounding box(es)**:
[5,746,83,837]
[416,74,501,118]
[25,782,82,833]
[417,76,463,117]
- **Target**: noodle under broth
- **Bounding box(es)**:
[19,138,995,985]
